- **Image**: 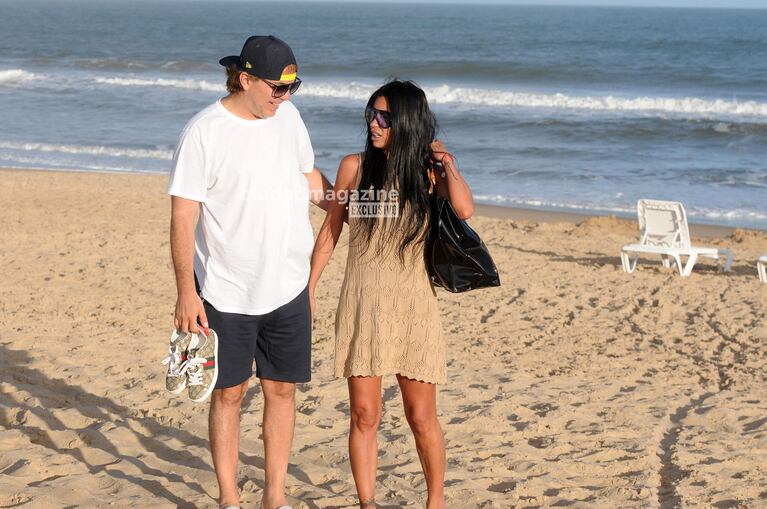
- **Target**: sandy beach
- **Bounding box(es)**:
[1,168,765,508]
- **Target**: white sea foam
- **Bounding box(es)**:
[695,208,767,222]
[0,141,172,160]
[0,69,37,85]
[6,67,765,121]
[474,194,767,223]
[474,194,636,215]
[0,153,163,174]
[427,86,767,118]
[94,76,223,92]
[301,83,767,120]
[299,82,377,101]
[713,122,731,133]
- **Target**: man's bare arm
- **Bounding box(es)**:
[170,196,207,332]
[305,167,333,211]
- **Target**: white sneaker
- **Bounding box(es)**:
[185,327,219,403]
[161,330,193,394]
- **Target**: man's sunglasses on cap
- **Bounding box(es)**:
[365,107,392,129]
[260,77,302,98]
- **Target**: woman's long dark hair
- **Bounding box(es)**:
[356,80,437,261]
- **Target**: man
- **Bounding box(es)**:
[167,35,331,509]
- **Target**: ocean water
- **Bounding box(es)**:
[1,1,766,228]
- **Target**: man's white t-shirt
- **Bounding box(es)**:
[167,99,315,315]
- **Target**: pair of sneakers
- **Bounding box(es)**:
[162,327,219,402]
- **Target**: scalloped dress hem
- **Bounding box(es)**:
[336,367,445,385]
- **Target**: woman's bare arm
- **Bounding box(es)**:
[308,154,360,316]
[430,140,474,219]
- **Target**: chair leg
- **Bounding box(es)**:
[681,253,698,277]
[758,261,766,283]
[621,251,637,273]
[661,255,671,268]
[670,254,684,275]
[720,250,733,272]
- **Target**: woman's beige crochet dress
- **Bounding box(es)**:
[334,169,446,384]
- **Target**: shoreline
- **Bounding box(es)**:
[2,166,760,238]
[473,203,743,238]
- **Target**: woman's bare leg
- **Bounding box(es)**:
[348,376,383,508]
[397,375,446,509]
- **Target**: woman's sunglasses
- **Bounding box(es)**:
[261,77,302,98]
[365,107,392,129]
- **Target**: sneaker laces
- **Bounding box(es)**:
[161,346,185,376]
[182,355,207,386]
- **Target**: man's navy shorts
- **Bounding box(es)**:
[200,286,312,388]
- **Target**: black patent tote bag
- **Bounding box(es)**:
[426,193,501,293]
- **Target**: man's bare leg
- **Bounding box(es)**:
[260,378,296,509]
[210,381,249,508]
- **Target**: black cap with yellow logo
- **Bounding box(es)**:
[219,35,297,81]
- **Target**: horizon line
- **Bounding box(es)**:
[153,0,767,9]
[15,0,767,10]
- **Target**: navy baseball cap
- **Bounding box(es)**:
[219,35,297,81]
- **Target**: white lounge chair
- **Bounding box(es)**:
[621,199,733,277]
[758,255,767,283]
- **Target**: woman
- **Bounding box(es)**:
[308,80,473,509]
